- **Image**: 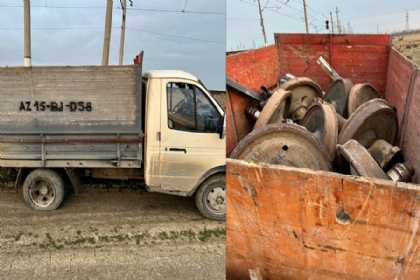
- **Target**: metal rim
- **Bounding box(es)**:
[279,78,323,121]
[254,89,291,129]
[280,77,323,96]
[231,123,332,171]
[338,98,398,147]
[337,140,389,180]
[301,103,339,158]
[348,83,380,115]
[324,78,353,117]
[204,184,226,215]
[28,179,56,208]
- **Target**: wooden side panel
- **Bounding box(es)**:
[227,160,420,280]
[275,34,391,94]
[386,48,420,183]
[402,69,420,183]
[226,46,279,155]
[385,49,416,127]
[225,90,259,156]
[0,65,140,133]
[226,45,280,92]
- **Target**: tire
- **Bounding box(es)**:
[22,169,65,211]
[195,174,226,221]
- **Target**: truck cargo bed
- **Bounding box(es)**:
[226,34,420,279]
[0,64,143,168]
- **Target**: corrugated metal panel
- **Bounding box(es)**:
[0,65,142,134]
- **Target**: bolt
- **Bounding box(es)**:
[387,163,413,182]
[246,106,261,120]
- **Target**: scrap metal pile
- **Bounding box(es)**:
[231,57,414,183]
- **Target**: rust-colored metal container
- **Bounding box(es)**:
[226,34,420,279]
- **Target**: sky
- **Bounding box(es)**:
[0,0,226,90]
[228,0,420,50]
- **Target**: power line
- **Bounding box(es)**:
[0,25,223,44]
[0,4,224,15]
[126,27,224,44]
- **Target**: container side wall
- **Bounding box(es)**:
[402,69,420,183]
[275,34,391,94]
[226,46,279,155]
[226,159,420,280]
[226,45,280,92]
[0,65,141,134]
[385,49,416,128]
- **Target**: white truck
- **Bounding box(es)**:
[0,56,226,220]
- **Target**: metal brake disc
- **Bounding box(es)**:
[348,83,381,115]
[337,140,389,180]
[338,98,398,148]
[324,78,353,117]
[280,77,323,122]
[254,88,291,129]
[301,103,339,158]
[230,123,332,171]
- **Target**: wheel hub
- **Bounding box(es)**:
[338,98,398,148]
[324,78,353,117]
[231,123,332,171]
[301,103,339,158]
[207,187,225,212]
[29,180,55,207]
[348,83,380,115]
[280,77,323,122]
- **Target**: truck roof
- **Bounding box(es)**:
[143,70,199,82]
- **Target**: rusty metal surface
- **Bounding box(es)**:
[348,83,381,115]
[226,34,420,280]
[227,79,264,102]
[254,89,291,129]
[368,139,402,170]
[230,123,331,171]
[301,103,339,158]
[338,98,398,147]
[227,159,420,280]
[279,77,323,121]
[337,140,389,180]
[90,168,144,180]
[226,88,261,156]
[387,163,414,182]
[324,78,354,117]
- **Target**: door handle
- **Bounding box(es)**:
[168,147,187,154]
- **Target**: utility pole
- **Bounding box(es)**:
[23,0,31,67]
[119,0,127,65]
[335,6,342,34]
[330,11,335,34]
[302,0,309,33]
[256,0,267,46]
[102,0,113,66]
[405,11,410,31]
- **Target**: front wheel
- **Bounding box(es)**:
[22,169,65,211]
[195,174,226,221]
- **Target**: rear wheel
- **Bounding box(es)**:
[22,169,65,211]
[195,174,226,221]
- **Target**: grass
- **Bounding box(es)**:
[33,226,225,251]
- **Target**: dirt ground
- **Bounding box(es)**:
[0,180,225,280]
[393,32,420,66]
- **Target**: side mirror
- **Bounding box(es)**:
[218,115,226,139]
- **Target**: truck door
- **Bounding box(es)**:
[159,79,224,192]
